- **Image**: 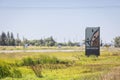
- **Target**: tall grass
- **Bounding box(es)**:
[0,49,119,80]
[31,65,43,78]
[21,55,73,77]
[0,61,22,79]
[22,55,72,66]
[100,67,120,80]
[0,63,11,79]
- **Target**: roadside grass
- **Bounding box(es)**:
[0,48,120,80]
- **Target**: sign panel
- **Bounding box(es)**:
[85,27,100,56]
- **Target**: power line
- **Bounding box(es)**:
[1,5,120,9]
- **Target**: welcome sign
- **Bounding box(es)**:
[85,27,100,56]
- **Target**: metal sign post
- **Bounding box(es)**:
[85,27,100,56]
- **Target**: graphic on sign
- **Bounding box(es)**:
[85,27,100,56]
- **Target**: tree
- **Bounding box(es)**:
[10,32,15,46]
[23,37,28,45]
[15,33,21,46]
[0,35,1,45]
[7,32,10,46]
[114,36,120,47]
[39,39,45,46]
[1,32,7,46]
[44,36,56,47]
[67,40,73,46]
[0,32,22,46]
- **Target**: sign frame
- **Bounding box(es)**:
[85,27,100,56]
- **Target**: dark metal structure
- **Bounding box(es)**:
[85,27,100,56]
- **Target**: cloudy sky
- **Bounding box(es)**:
[0,0,120,43]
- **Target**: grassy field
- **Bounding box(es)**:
[0,47,120,80]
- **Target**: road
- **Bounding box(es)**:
[0,47,111,53]
[0,50,83,53]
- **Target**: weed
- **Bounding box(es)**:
[31,65,43,78]
[10,68,22,78]
[0,63,11,79]
[22,57,35,66]
[0,61,22,79]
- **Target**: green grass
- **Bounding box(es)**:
[0,48,120,80]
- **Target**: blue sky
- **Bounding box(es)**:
[0,0,120,43]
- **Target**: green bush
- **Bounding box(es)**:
[36,55,59,64]
[22,55,60,66]
[22,57,35,66]
[0,64,11,79]
[21,55,73,78]
[0,61,22,79]
[10,68,22,78]
[22,55,72,66]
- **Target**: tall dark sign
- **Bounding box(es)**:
[85,27,100,56]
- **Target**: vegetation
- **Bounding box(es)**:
[0,61,22,79]
[0,48,119,80]
[0,31,120,48]
[0,32,80,47]
[114,36,120,47]
[0,32,16,46]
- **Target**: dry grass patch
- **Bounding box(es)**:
[100,67,120,80]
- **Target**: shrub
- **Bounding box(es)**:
[22,55,60,66]
[0,62,22,79]
[21,55,73,78]
[0,64,11,79]
[22,55,73,66]
[22,57,35,66]
[10,68,22,78]
[36,55,59,64]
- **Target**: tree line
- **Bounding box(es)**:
[0,32,16,46]
[0,31,120,47]
[0,32,80,47]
